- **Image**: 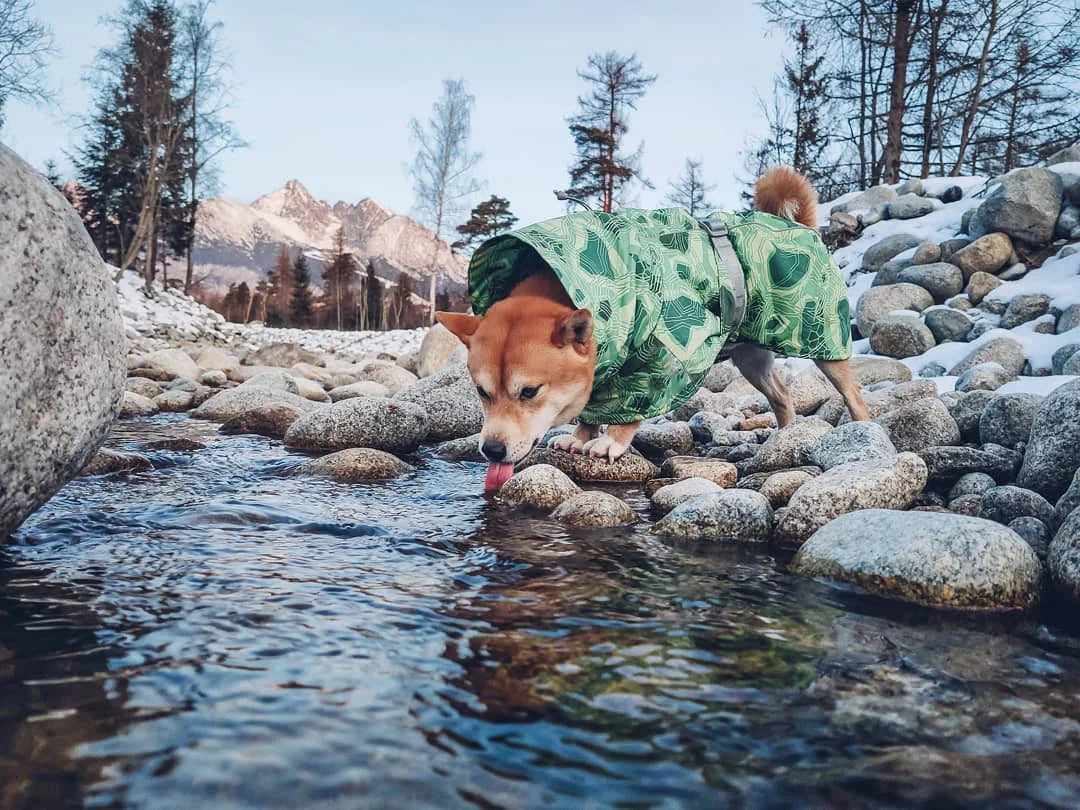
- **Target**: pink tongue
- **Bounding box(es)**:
[484,462,515,493]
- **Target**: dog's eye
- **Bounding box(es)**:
[520,386,540,400]
[476,385,490,401]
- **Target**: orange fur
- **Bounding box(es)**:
[754,166,819,228]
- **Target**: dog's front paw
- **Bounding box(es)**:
[549,433,585,454]
[582,434,630,462]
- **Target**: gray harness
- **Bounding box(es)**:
[698,215,747,338]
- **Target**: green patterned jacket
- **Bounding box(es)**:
[468,207,851,425]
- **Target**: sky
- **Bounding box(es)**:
[3,0,786,229]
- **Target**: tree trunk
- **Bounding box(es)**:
[919,2,947,178]
[881,0,915,184]
[951,0,998,175]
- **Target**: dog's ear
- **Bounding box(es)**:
[553,309,593,349]
[435,312,481,346]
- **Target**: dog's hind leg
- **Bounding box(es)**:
[815,359,870,422]
[730,343,795,428]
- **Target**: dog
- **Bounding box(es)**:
[437,167,870,489]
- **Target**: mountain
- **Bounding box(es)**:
[190,180,468,299]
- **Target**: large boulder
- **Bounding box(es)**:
[284,396,429,453]
[951,233,1012,279]
[192,386,316,422]
[809,421,896,470]
[896,262,964,303]
[1050,507,1080,601]
[1000,294,1051,330]
[394,363,482,440]
[919,445,1019,483]
[887,194,936,220]
[979,393,1041,449]
[970,168,1064,245]
[551,492,636,527]
[499,464,580,509]
[791,510,1042,611]
[774,453,928,543]
[300,448,413,482]
[1017,380,1080,500]
[650,490,773,542]
[855,283,934,337]
[869,315,936,359]
[417,323,464,378]
[848,356,912,386]
[947,337,1026,378]
[978,485,1054,527]
[0,145,126,538]
[739,418,832,474]
[861,234,922,272]
[138,348,200,381]
[876,397,960,453]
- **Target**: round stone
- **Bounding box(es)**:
[551,491,636,527]
[499,464,580,509]
[301,448,413,482]
[650,489,773,542]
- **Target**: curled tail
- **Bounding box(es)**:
[754,166,819,229]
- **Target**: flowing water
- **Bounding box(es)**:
[5,414,1080,809]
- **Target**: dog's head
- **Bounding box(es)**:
[436,297,596,464]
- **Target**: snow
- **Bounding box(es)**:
[984,248,1080,309]
[1048,161,1080,177]
[997,375,1078,396]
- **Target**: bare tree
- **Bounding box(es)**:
[666,158,715,216]
[0,0,56,127]
[177,0,245,294]
[409,78,481,322]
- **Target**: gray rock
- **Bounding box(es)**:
[965,272,1003,306]
[965,320,997,342]
[759,470,815,507]
[948,337,1026,378]
[355,360,418,395]
[775,453,929,544]
[1017,380,1080,500]
[897,179,925,196]
[1048,145,1080,165]
[671,388,739,421]
[855,283,935,336]
[0,146,125,538]
[499,464,580,509]
[688,410,741,443]
[888,194,936,219]
[740,418,832,473]
[1008,516,1051,559]
[950,472,998,501]
[939,237,972,262]
[872,257,914,287]
[1065,352,1080,377]
[658,456,738,486]
[936,185,964,203]
[952,233,1013,278]
[911,241,941,265]
[329,380,391,401]
[997,262,1028,282]
[394,363,482,441]
[791,510,1042,610]
[861,234,923,272]
[787,368,839,415]
[830,210,860,234]
[81,449,153,476]
[810,421,896,470]
[192,386,316,422]
[517,447,658,483]
[632,422,695,459]
[165,377,199,393]
[919,362,947,378]
[1000,294,1051,330]
[651,490,773,542]
[198,369,228,387]
[242,370,300,395]
[294,376,331,403]
[896,262,964,303]
[121,391,159,418]
[137,348,200,381]
[651,477,723,513]
[943,389,995,442]
[432,434,483,462]
[126,377,165,398]
[284,397,429,453]
[194,346,239,373]
[970,168,1065,245]
[979,393,1042,448]
[1052,470,1080,532]
[155,389,194,412]
[702,362,739,392]
[301,448,413,482]
[848,356,913,386]
[979,485,1054,526]
[920,445,1018,482]
[219,402,306,438]
[876,398,960,453]
[834,185,897,213]
[1049,507,1080,602]
[417,323,464,378]
[924,308,972,343]
[955,362,1012,392]
[1057,304,1080,335]
[838,379,940,424]
[949,494,983,516]
[551,491,636,527]
[1051,343,1080,375]
[248,342,321,368]
[1056,205,1080,239]
[870,315,937,359]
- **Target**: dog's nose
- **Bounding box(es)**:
[481,440,507,462]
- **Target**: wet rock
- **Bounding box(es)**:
[876,398,960,453]
[329,380,391,401]
[952,233,1013,278]
[121,391,159,418]
[651,477,723,513]
[949,472,998,501]
[1051,344,1080,375]
[284,397,428,453]
[861,233,922,272]
[911,241,941,264]
[417,323,464,377]
[1049,507,1080,602]
[355,360,418,395]
[1017,380,1080,500]
[791,510,1041,611]
[1009,516,1051,560]
[948,337,1026,378]
[924,308,972,343]
[774,453,928,544]
[248,342,321,368]
[979,393,1041,448]
[1000,294,1051,330]
[979,485,1054,527]
[632,422,695,459]
[941,389,995,442]
[243,370,300,395]
[301,448,413,482]
[81,449,153,476]
[651,490,773,542]
[155,389,194,412]
[970,168,1065,245]
[896,262,963,303]
[955,362,1012,393]
[810,421,896,470]
[193,386,316,422]
[219,402,307,439]
[141,438,205,452]
[517,447,658,483]
[740,418,832,474]
[126,377,164,398]
[760,470,814,507]
[855,283,935,336]
[394,363,482,441]
[965,272,1003,306]
[919,445,1018,483]
[659,456,737,487]
[848,356,913,386]
[499,464,580,509]
[551,491,636,527]
[869,315,936,359]
[432,434,483,462]
[198,369,228,387]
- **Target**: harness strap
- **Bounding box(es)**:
[698,216,746,337]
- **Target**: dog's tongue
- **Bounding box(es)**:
[484,462,515,493]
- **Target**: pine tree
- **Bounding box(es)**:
[390,272,413,329]
[290,252,313,327]
[266,244,293,326]
[321,226,357,330]
[453,194,517,251]
[234,280,252,323]
[785,22,829,179]
[364,261,383,331]
[666,159,715,217]
[564,52,656,212]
